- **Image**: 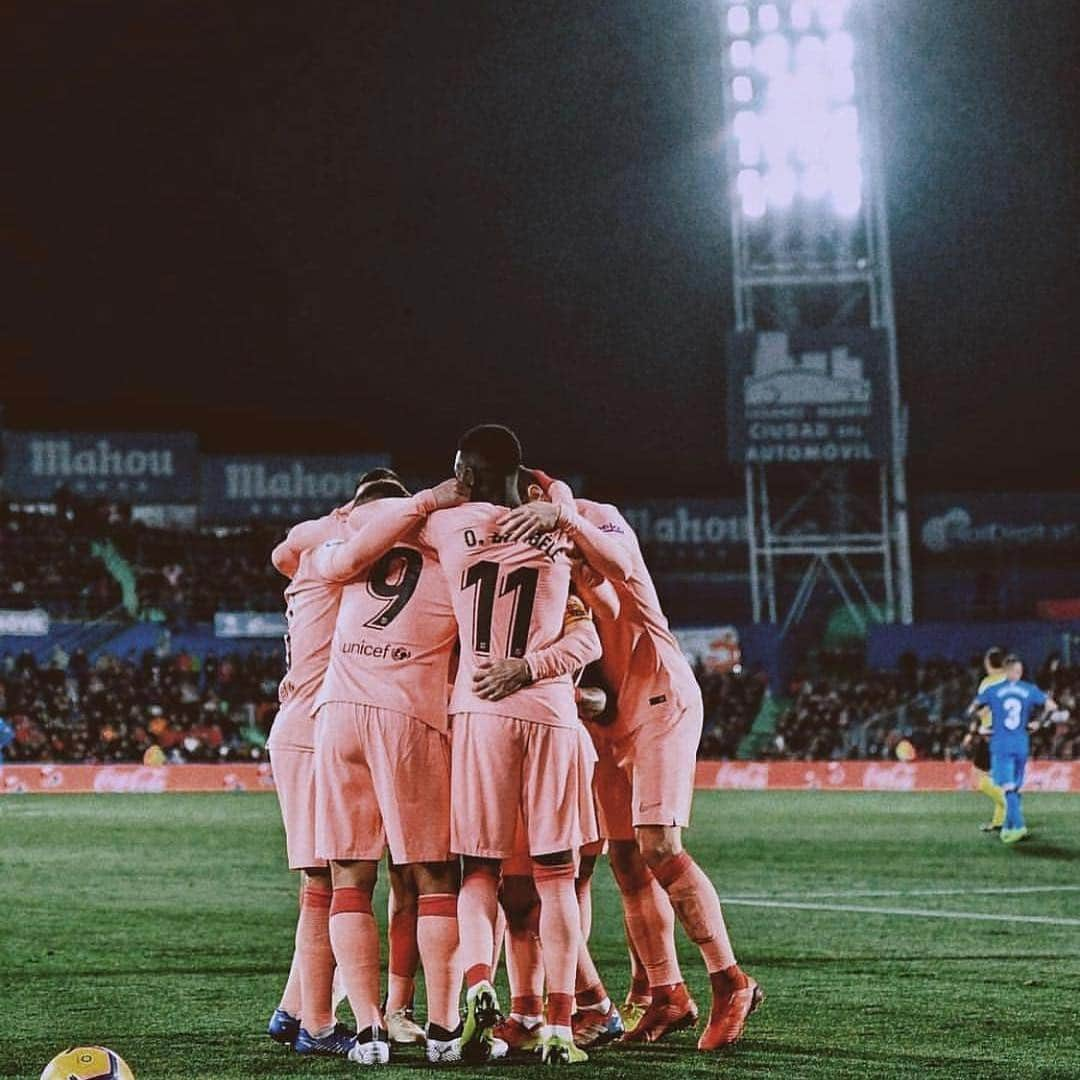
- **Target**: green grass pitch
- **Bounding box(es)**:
[2,790,1079,1079]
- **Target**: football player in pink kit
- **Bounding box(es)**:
[490,667,624,1055]
[267,470,435,1054]
[419,424,610,1066]
[279,487,433,1048]
[305,472,474,1065]
[267,466,440,1054]
[265,501,351,1054]
[475,471,626,1054]
[499,478,762,1053]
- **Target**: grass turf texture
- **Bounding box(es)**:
[2,791,1079,1079]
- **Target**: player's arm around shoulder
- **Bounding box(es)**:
[494,485,633,583]
[521,595,602,682]
[1029,686,1058,730]
[271,514,336,578]
[320,479,467,582]
[560,499,633,583]
[471,596,603,702]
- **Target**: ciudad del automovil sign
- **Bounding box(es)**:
[726,328,891,465]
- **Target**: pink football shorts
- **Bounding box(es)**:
[270,746,325,871]
[314,702,451,865]
[451,713,597,860]
[593,700,703,840]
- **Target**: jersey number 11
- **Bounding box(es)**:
[462,561,539,658]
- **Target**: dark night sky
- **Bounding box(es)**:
[7,1,1079,497]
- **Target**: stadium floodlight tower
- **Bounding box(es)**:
[720,0,913,631]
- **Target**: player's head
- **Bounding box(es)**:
[455,424,523,504]
[984,646,1006,675]
[352,467,410,506]
[1003,654,1023,681]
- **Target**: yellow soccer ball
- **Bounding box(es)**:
[40,1046,135,1080]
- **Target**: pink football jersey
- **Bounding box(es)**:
[312,520,457,732]
[574,498,700,739]
[422,502,581,727]
[267,514,351,752]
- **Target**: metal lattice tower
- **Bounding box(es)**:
[719,0,913,631]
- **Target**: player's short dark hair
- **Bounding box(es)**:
[353,467,408,504]
[1004,653,1022,667]
[984,646,1006,670]
[458,424,522,477]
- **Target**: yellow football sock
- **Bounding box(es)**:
[977,772,1006,827]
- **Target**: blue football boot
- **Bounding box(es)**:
[267,1008,300,1045]
[294,1022,357,1056]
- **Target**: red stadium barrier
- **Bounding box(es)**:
[3,760,1079,795]
[0,763,276,795]
[693,759,1080,792]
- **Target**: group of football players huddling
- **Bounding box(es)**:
[265,423,761,1066]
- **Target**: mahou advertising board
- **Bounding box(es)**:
[3,761,1079,795]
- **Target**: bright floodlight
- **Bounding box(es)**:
[825,31,855,69]
[800,164,829,200]
[727,4,751,35]
[818,0,849,31]
[829,66,855,102]
[733,109,758,141]
[830,162,863,215]
[754,33,789,79]
[737,168,766,218]
[730,39,753,68]
[764,168,796,208]
[725,0,862,220]
[732,75,754,103]
[795,33,825,71]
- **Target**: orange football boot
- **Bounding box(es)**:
[620,982,699,1044]
[697,969,763,1050]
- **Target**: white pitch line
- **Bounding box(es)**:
[719,898,1080,927]
[726,885,1080,900]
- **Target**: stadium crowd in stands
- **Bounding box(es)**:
[1,504,1076,764]
[0,646,280,764]
[121,522,283,623]
[697,661,767,758]
[770,656,971,760]
[4,643,1076,765]
[0,505,120,617]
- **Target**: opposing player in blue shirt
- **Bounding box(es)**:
[967,655,1057,844]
